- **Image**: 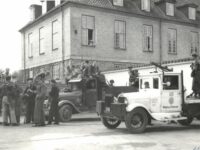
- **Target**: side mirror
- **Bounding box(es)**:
[163,81,171,87]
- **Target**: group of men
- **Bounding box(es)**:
[0,73,60,126]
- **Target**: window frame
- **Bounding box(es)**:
[190,31,199,54]
[168,28,177,55]
[114,20,126,50]
[113,0,124,7]
[52,19,59,51]
[81,15,95,47]
[143,24,153,52]
[28,33,33,58]
[188,7,196,20]
[141,0,151,12]
[166,2,175,16]
[39,27,45,55]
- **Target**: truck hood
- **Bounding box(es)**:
[59,91,82,101]
[119,89,160,102]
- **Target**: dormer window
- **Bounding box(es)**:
[166,3,174,16]
[113,0,124,7]
[141,0,150,12]
[188,7,196,20]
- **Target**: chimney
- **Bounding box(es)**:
[29,4,42,21]
[41,0,55,14]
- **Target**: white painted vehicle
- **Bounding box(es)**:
[97,65,200,133]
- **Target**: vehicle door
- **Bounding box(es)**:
[85,79,98,107]
[161,74,182,113]
[139,77,161,112]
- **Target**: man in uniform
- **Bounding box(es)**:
[23,78,36,124]
[48,79,60,125]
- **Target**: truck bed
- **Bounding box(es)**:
[185,97,200,104]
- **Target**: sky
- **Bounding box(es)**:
[0,0,40,72]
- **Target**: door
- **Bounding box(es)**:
[161,75,182,112]
[85,79,98,108]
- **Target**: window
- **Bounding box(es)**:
[153,78,159,89]
[29,70,33,78]
[163,75,179,90]
[143,25,153,52]
[190,32,199,54]
[114,20,126,49]
[28,33,33,58]
[39,27,45,54]
[52,64,60,80]
[166,3,174,16]
[168,28,177,54]
[82,15,95,46]
[189,7,196,20]
[141,0,150,12]
[52,20,59,50]
[113,0,124,6]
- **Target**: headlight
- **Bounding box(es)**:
[118,96,128,104]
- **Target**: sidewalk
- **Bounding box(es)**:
[0,112,100,124]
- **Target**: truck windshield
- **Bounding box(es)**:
[163,75,179,90]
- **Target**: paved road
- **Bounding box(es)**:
[0,118,200,150]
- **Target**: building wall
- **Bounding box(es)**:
[70,6,161,65]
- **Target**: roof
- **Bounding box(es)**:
[19,0,200,32]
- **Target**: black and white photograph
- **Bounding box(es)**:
[1,0,200,149]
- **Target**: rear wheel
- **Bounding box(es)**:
[59,105,72,122]
[178,117,193,126]
[101,117,121,129]
[125,108,148,134]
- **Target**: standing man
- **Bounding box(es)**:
[1,76,17,126]
[33,73,47,127]
[23,78,36,124]
[48,79,60,125]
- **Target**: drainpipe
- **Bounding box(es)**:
[23,33,26,83]
[159,18,162,64]
[61,5,65,81]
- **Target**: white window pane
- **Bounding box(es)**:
[53,33,59,49]
[142,0,150,11]
[113,0,124,6]
[189,7,196,20]
[119,21,125,34]
[53,20,59,34]
[166,3,174,16]
[115,21,119,33]
[28,33,33,57]
[40,39,45,54]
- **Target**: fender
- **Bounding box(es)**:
[59,100,81,113]
[126,103,155,119]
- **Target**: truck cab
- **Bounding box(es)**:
[97,69,200,133]
[45,77,101,122]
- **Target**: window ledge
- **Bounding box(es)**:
[114,47,126,51]
[81,44,96,48]
[168,52,177,55]
[28,56,33,59]
[143,50,153,53]
[52,48,58,51]
[39,52,45,55]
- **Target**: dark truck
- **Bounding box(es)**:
[44,74,137,122]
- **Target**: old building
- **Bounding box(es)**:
[20,0,200,81]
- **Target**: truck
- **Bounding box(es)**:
[96,63,200,133]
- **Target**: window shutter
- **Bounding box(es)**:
[82,29,88,45]
[87,16,94,29]
[143,26,147,51]
[149,26,153,51]
[82,15,87,28]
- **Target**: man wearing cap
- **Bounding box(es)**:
[23,78,36,124]
[48,79,60,125]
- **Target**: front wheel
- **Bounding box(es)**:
[101,117,121,129]
[59,105,73,122]
[178,117,193,126]
[125,108,148,134]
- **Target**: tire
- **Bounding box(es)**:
[125,108,148,134]
[178,117,193,126]
[59,105,73,122]
[101,117,121,129]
